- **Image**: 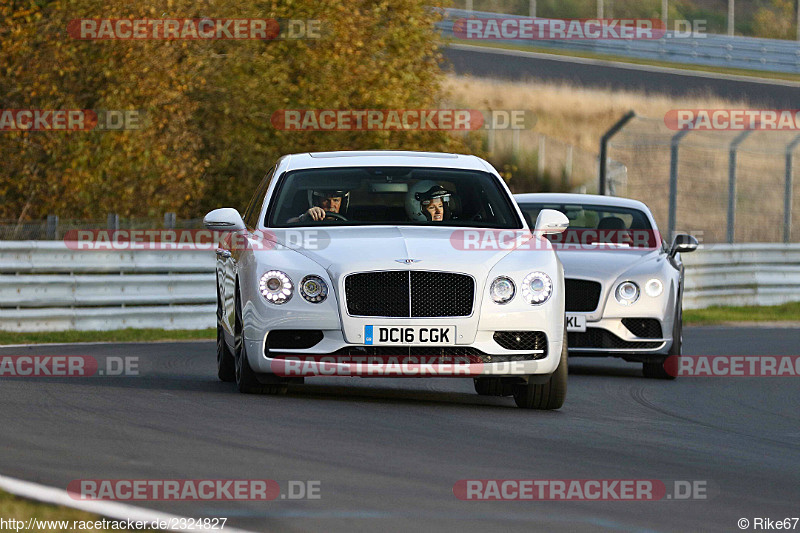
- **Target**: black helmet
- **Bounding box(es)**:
[308,189,350,213]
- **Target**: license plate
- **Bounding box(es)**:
[566,315,587,332]
[365,325,456,345]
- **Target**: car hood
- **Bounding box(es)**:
[270,226,525,279]
[554,246,661,281]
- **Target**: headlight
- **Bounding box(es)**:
[645,278,663,297]
[615,281,640,305]
[259,270,293,304]
[300,275,328,303]
[490,276,515,304]
[521,272,552,305]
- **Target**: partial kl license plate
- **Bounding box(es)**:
[566,315,587,332]
[365,325,456,345]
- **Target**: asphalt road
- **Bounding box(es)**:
[1,327,799,532]
[445,44,800,108]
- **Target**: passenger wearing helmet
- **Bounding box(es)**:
[405,181,454,222]
[289,189,350,222]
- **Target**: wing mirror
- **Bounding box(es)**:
[203,208,246,231]
[535,209,570,235]
[669,234,698,257]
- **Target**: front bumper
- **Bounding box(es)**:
[567,317,671,356]
[245,329,562,377]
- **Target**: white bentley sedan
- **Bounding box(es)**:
[204,151,570,409]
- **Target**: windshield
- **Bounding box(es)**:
[517,202,660,249]
[267,166,522,229]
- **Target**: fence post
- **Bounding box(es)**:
[785,134,800,242]
[538,135,546,177]
[46,215,58,240]
[107,213,119,231]
[530,0,536,17]
[598,110,635,195]
[667,126,694,240]
[164,212,176,230]
[727,130,753,243]
[565,145,574,188]
[727,0,735,36]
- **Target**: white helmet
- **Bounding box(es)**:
[405,180,453,222]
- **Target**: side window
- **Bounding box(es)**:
[242,167,276,229]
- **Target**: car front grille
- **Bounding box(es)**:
[565,279,602,312]
[568,328,663,349]
[345,271,474,317]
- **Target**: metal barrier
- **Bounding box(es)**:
[0,242,215,332]
[682,243,800,309]
[439,8,800,75]
[1,241,798,330]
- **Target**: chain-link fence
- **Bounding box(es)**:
[606,116,800,243]
[465,128,601,194]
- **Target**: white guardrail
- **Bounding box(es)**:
[1,241,799,331]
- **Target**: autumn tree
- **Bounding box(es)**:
[0,0,460,220]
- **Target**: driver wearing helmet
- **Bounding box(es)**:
[289,189,350,222]
[405,181,454,222]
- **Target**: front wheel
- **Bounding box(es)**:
[643,307,681,380]
[233,290,288,395]
[513,326,568,410]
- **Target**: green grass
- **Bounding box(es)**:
[0,328,215,345]
[448,39,800,83]
[0,489,142,532]
[684,301,800,325]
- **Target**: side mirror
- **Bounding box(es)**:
[670,234,698,257]
[203,208,246,231]
[535,209,569,235]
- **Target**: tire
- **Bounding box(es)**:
[233,288,288,395]
[216,323,236,382]
[643,306,681,380]
[513,326,568,410]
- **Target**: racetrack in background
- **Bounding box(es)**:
[445,44,800,108]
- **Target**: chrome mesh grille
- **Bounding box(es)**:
[345,271,474,317]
